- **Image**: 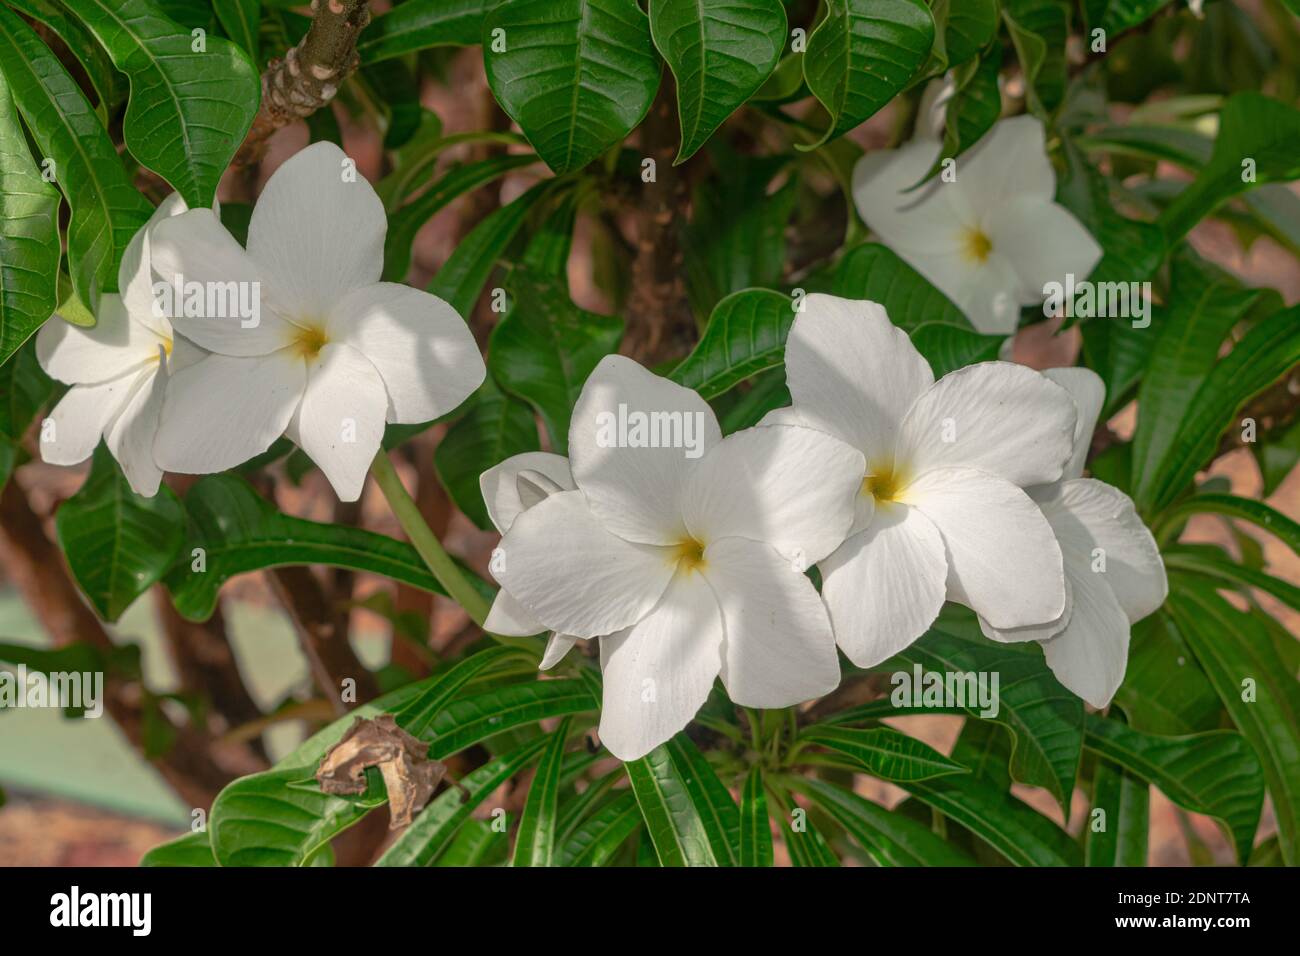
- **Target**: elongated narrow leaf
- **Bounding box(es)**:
[663,734,740,865]
[214,0,260,58]
[164,474,446,621]
[558,789,642,866]
[140,830,217,867]
[490,270,623,451]
[383,152,539,283]
[398,646,535,738]
[434,378,540,530]
[358,0,492,62]
[0,69,60,364]
[427,679,597,759]
[62,0,260,209]
[436,818,506,866]
[484,0,661,174]
[649,0,786,163]
[789,777,976,866]
[1165,550,1300,614]
[670,289,791,399]
[833,244,1001,376]
[800,725,969,782]
[55,446,185,622]
[739,766,772,867]
[1083,713,1264,865]
[920,45,1001,184]
[1085,748,1149,867]
[1169,585,1300,865]
[767,781,838,866]
[0,7,151,307]
[378,737,549,866]
[801,0,934,149]
[1158,493,1300,557]
[626,740,726,866]
[512,718,573,866]
[6,0,126,118]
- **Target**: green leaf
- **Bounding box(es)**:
[358,0,493,62]
[1083,713,1264,865]
[1001,0,1069,119]
[0,338,55,439]
[832,244,1002,377]
[1168,585,1300,866]
[164,474,446,622]
[61,0,260,210]
[214,0,260,58]
[1085,746,1150,867]
[512,717,573,866]
[490,269,623,451]
[767,783,839,866]
[799,725,970,782]
[55,446,185,622]
[800,0,935,149]
[0,6,152,308]
[1083,0,1175,35]
[1114,612,1223,736]
[0,67,60,365]
[377,737,549,866]
[429,180,555,320]
[557,788,643,866]
[427,679,597,759]
[739,766,773,867]
[483,0,661,174]
[1157,493,1300,557]
[1159,93,1300,243]
[626,737,733,867]
[435,818,506,866]
[788,777,977,866]
[649,0,786,163]
[383,152,539,283]
[1130,250,1275,514]
[1165,549,1300,614]
[434,378,540,530]
[5,0,127,119]
[662,733,741,865]
[140,830,217,867]
[919,45,1001,185]
[930,0,997,69]
[1144,305,1300,514]
[668,289,789,399]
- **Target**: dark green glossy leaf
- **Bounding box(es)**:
[626,738,730,866]
[799,725,969,782]
[767,781,839,866]
[62,0,260,210]
[1165,549,1300,613]
[663,733,740,865]
[6,0,127,117]
[1157,493,1299,557]
[1002,0,1069,118]
[140,830,217,867]
[1083,0,1175,35]
[739,765,772,867]
[919,45,1001,185]
[483,0,660,174]
[1114,612,1223,736]
[55,446,184,622]
[214,0,260,58]
[0,337,55,439]
[669,288,790,399]
[649,0,786,163]
[427,679,597,759]
[358,0,493,62]
[1085,746,1150,867]
[557,788,642,866]
[512,718,573,866]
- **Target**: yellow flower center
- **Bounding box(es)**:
[147,337,174,364]
[290,323,329,359]
[670,538,707,574]
[961,227,994,264]
[861,463,908,503]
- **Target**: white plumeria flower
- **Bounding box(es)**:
[764,294,1077,668]
[852,115,1102,335]
[490,355,865,761]
[980,368,1168,707]
[480,451,584,670]
[147,141,485,501]
[36,194,206,496]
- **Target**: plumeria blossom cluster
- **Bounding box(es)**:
[486,296,1167,760]
[36,142,485,501]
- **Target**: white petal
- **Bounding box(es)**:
[820,503,948,667]
[105,363,166,497]
[851,139,975,258]
[36,295,164,385]
[328,283,484,424]
[957,115,1056,209]
[755,405,805,427]
[1042,367,1105,480]
[682,424,864,566]
[540,633,579,671]
[484,588,546,637]
[991,197,1103,304]
[1036,479,1167,623]
[291,344,388,502]
[979,574,1071,643]
[597,572,723,761]
[154,351,305,474]
[896,361,1076,487]
[38,377,133,466]
[907,467,1066,630]
[568,355,720,545]
[948,251,1025,335]
[150,209,298,356]
[494,489,676,639]
[247,142,386,319]
[701,537,841,708]
[119,192,190,336]
[1041,565,1130,708]
[784,294,934,462]
[479,451,574,534]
